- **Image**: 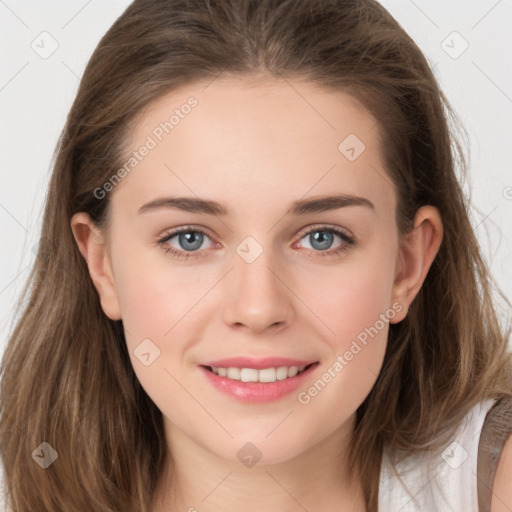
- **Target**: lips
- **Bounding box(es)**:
[199,359,320,403]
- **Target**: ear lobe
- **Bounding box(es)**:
[390,205,443,323]
[71,212,122,320]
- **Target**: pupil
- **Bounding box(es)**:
[179,232,203,251]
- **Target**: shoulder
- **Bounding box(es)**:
[379,398,498,511]
[378,397,512,511]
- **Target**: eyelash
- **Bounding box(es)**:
[157,224,356,261]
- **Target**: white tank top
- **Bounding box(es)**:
[378,398,496,511]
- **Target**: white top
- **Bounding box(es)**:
[378,398,496,512]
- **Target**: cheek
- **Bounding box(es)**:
[292,244,398,407]
[115,271,170,339]
[111,246,211,340]
[300,250,397,348]
[295,262,395,421]
[111,252,209,405]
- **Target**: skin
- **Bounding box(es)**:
[71,76,444,511]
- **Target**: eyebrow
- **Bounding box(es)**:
[137,194,375,216]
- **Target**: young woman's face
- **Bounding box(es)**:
[100,76,406,464]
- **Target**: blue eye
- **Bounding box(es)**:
[158,225,355,261]
[174,231,205,251]
[158,227,216,260]
[305,230,335,251]
[297,227,355,255]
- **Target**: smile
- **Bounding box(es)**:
[199,362,320,403]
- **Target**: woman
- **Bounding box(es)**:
[1,0,511,510]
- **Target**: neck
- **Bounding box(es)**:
[151,415,366,512]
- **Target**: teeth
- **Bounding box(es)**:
[227,367,240,380]
[210,364,309,383]
[276,366,289,380]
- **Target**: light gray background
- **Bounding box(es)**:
[1,0,511,358]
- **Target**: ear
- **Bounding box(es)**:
[70,212,122,320]
[390,205,443,323]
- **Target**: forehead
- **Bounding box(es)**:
[113,75,396,219]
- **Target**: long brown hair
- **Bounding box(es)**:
[1,0,510,510]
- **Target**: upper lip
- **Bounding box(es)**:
[201,357,318,369]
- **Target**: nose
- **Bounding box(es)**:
[221,247,296,335]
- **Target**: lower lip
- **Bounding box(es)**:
[199,363,319,403]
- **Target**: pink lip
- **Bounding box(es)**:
[202,357,316,369]
[199,361,320,404]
